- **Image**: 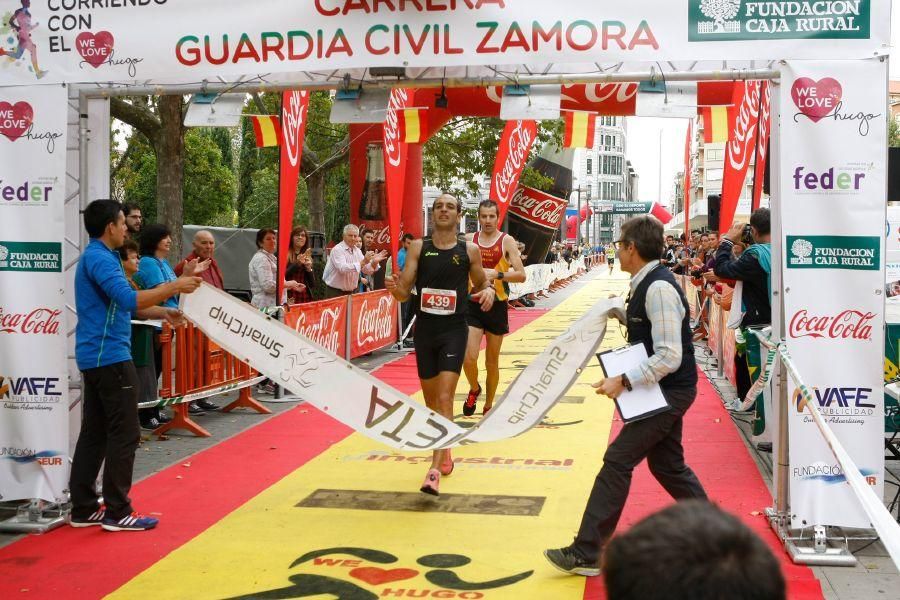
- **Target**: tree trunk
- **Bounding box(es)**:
[155,96,185,263]
[307,170,326,233]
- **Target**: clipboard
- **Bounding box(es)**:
[597,344,671,423]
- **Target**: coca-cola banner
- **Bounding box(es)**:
[284,297,348,358]
[779,60,886,529]
[752,82,771,211]
[182,283,617,451]
[719,80,762,231]
[0,2,888,87]
[489,120,537,225]
[277,90,310,302]
[383,89,410,268]
[349,290,398,360]
[0,85,69,503]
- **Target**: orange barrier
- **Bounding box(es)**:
[148,323,269,438]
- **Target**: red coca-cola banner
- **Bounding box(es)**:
[509,185,568,231]
[719,80,762,231]
[560,83,638,115]
[284,297,347,357]
[383,89,411,269]
[490,119,537,225]
[277,90,310,301]
[349,290,398,359]
[752,81,771,211]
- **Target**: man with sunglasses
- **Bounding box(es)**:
[544,215,708,576]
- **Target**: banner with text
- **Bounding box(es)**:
[0,85,69,503]
[284,297,348,358]
[182,283,615,450]
[780,59,886,529]
[349,290,398,359]
[490,119,536,225]
[0,2,889,86]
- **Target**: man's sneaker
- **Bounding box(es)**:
[543,546,601,577]
[196,399,219,411]
[420,468,441,496]
[187,402,206,416]
[463,385,481,417]
[101,512,159,532]
[140,417,161,431]
[69,505,105,528]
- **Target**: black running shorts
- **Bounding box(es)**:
[466,300,509,336]
[414,317,468,380]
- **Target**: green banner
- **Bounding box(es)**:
[688,0,871,42]
[0,242,62,273]
[786,235,880,271]
[597,202,653,214]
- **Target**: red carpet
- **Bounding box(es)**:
[0,309,546,599]
[582,367,824,599]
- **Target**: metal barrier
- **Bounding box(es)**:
[142,322,270,438]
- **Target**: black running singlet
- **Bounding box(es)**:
[415,238,470,320]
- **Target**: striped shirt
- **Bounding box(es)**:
[624,260,686,387]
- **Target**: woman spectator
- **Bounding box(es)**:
[120,240,168,430]
[137,223,209,415]
[286,226,316,304]
[249,228,302,309]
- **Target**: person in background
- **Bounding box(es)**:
[173,229,224,412]
[286,226,316,304]
[70,200,202,532]
[397,233,416,345]
[602,501,785,600]
[175,230,224,290]
[322,224,387,298]
[397,233,414,272]
[249,227,303,310]
[123,203,142,242]
[120,240,168,430]
[358,228,378,293]
[138,223,210,416]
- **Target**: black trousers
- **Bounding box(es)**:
[573,386,708,563]
[69,361,141,521]
[325,284,354,299]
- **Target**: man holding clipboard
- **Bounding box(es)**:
[545,215,708,576]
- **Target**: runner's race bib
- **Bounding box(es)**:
[420,288,457,315]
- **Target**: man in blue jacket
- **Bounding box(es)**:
[69,200,202,532]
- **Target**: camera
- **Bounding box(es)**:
[740,224,754,245]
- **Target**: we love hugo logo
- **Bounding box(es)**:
[791,76,880,136]
[0,102,33,143]
[0,101,63,153]
[75,31,143,77]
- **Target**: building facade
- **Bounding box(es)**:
[572,116,629,244]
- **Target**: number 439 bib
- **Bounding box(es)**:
[420,288,457,315]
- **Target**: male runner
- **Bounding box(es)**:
[462,200,526,416]
[606,243,616,274]
[386,194,495,496]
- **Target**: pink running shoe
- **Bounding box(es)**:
[439,450,454,476]
[420,468,441,496]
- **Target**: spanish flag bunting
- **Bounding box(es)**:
[400,107,427,144]
[700,105,734,144]
[251,115,282,148]
[563,111,597,148]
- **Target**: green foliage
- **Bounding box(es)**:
[889,116,900,148]
[422,117,559,197]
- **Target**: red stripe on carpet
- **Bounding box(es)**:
[582,368,824,600]
[0,309,547,599]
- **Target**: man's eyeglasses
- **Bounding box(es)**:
[614,240,629,249]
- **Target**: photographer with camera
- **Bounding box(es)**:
[713,208,772,447]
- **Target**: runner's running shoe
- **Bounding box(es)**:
[439,450,454,476]
[463,385,481,416]
[101,512,159,532]
[420,468,441,496]
[69,505,105,527]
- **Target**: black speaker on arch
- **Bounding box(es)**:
[707,194,721,233]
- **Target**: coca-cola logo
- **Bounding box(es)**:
[510,188,567,229]
[282,90,308,169]
[757,83,770,163]
[292,307,342,354]
[357,221,402,251]
[726,81,761,171]
[788,309,874,341]
[356,295,394,347]
[493,121,535,206]
[0,307,61,335]
[383,89,409,168]
[561,83,639,106]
